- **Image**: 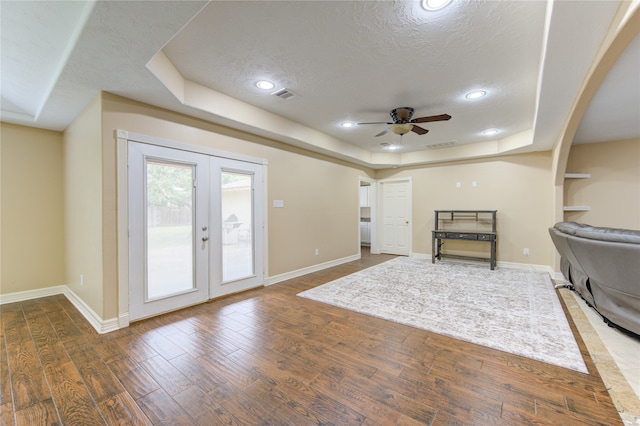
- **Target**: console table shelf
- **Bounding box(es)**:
[432,210,497,270]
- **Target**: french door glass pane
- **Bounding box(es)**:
[221,171,254,282]
[146,160,195,299]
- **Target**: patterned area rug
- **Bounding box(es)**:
[298,257,588,373]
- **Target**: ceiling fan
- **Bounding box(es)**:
[358,107,451,137]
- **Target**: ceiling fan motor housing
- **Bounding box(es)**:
[391,107,414,123]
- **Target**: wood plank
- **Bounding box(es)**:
[25,313,70,370]
[3,310,51,410]
[268,375,367,425]
[98,391,152,426]
[67,343,125,403]
[309,373,421,425]
[1,402,16,426]
[113,333,159,364]
[173,385,241,425]
[13,399,59,426]
[44,361,105,425]
[137,331,185,361]
[244,379,327,426]
[206,382,290,425]
[139,355,192,396]
[169,353,227,394]
[0,339,12,406]
[106,356,160,400]
[137,388,195,425]
[197,351,259,390]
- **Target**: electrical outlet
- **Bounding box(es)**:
[80,274,84,286]
[456,182,461,189]
[523,248,529,256]
[315,248,319,256]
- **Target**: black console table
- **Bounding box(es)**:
[432,210,497,270]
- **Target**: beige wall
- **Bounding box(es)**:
[0,123,65,293]
[63,95,105,317]
[376,151,555,266]
[565,138,640,229]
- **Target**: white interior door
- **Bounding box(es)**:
[380,179,411,255]
[128,143,264,320]
[128,143,210,321]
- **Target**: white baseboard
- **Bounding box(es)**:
[413,252,554,274]
[0,285,120,334]
[266,254,361,286]
[62,288,120,334]
[496,260,554,274]
[0,285,67,304]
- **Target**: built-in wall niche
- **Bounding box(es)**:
[564,172,591,213]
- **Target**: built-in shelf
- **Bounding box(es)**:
[563,206,591,211]
[565,173,591,179]
[564,173,591,212]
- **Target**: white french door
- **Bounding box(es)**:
[128,142,264,321]
[380,179,412,256]
[210,158,264,299]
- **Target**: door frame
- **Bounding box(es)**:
[116,130,267,328]
[378,177,413,256]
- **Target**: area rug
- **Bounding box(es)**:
[298,257,588,373]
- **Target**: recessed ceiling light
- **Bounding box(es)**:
[482,128,499,136]
[255,80,275,90]
[340,121,356,128]
[466,90,487,100]
[421,0,452,11]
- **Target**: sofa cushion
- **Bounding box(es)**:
[574,226,640,244]
[554,221,588,235]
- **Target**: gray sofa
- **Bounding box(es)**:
[549,222,640,336]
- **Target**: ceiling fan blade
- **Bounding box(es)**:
[411,114,452,123]
[411,125,429,135]
[357,121,394,125]
[375,128,391,137]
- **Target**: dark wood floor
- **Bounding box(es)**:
[1,249,622,425]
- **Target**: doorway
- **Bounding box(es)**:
[127,142,264,321]
[380,178,412,256]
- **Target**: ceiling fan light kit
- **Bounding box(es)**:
[357,107,452,138]
[391,124,414,135]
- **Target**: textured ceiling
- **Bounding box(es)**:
[1,0,637,168]
[163,0,545,152]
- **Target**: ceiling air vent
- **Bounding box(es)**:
[271,88,297,100]
[424,141,456,149]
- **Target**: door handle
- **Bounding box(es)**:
[202,236,209,242]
